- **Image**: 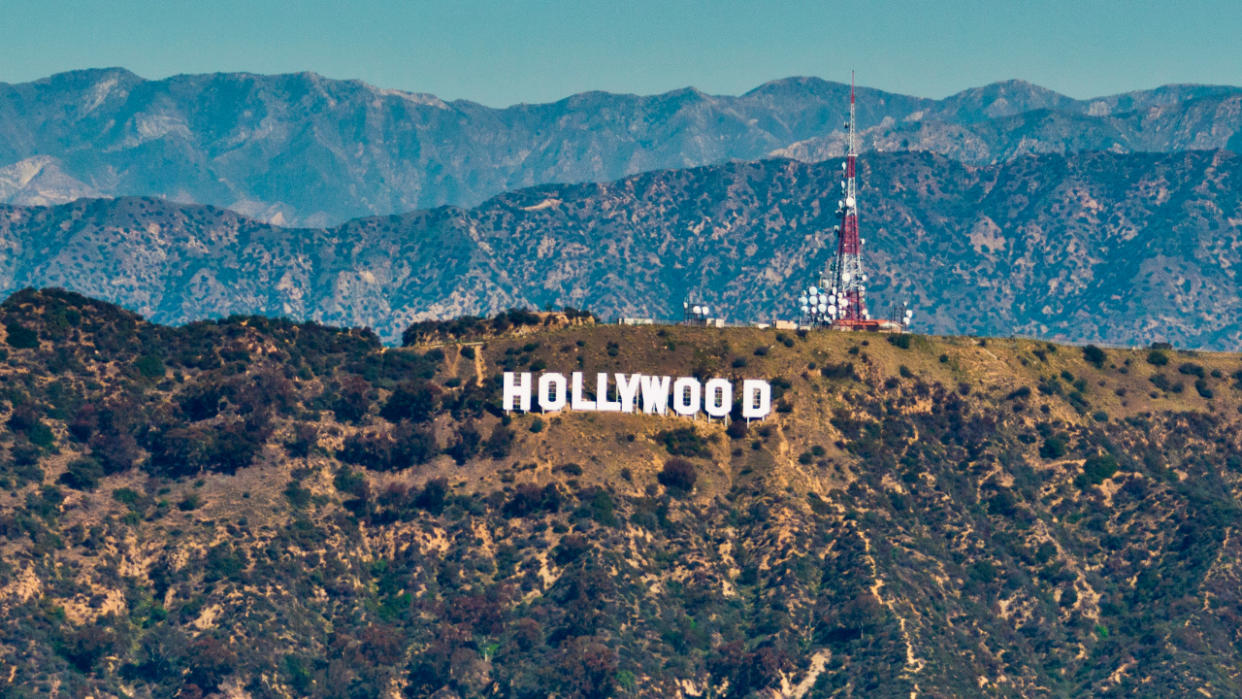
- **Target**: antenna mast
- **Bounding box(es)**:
[830,70,869,324]
[797,72,912,331]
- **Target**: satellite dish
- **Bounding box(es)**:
[809,286,819,295]
[703,306,711,316]
[837,200,844,209]
[841,272,851,282]
[845,196,856,208]
[692,305,702,315]
[841,162,847,170]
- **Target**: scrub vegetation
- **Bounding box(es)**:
[0,289,1241,696]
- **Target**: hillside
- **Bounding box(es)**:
[1,70,1240,224]
[1,150,1241,348]
[1,289,1242,696]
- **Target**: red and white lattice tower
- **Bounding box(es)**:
[829,72,870,326]
[798,73,911,331]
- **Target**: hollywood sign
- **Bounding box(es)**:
[503,372,772,420]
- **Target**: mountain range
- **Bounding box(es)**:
[6,65,1242,698]
[1,149,1240,348]
[2,69,1240,225]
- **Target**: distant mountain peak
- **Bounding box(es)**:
[1,69,1241,225]
[15,66,143,91]
[743,76,843,96]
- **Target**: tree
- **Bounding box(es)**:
[331,375,372,424]
[379,380,441,423]
[659,458,697,494]
[1082,344,1106,368]
[58,458,104,491]
[4,321,38,348]
[484,424,515,459]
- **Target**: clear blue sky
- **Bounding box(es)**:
[3,0,1239,106]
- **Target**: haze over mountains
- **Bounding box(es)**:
[2,69,1241,225]
[2,150,1240,348]
[3,68,1242,696]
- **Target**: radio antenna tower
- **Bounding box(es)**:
[829,71,869,325]
[797,72,912,331]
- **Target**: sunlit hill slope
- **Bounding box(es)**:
[0,289,1240,696]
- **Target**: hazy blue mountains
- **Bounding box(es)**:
[1,150,1239,348]
[1,69,1240,225]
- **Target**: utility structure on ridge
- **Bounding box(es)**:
[798,72,911,332]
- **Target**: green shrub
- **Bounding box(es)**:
[338,424,437,471]
[656,427,711,458]
[503,483,561,517]
[204,544,247,583]
[1194,378,1213,399]
[1146,350,1169,366]
[333,467,368,498]
[484,424,515,459]
[4,322,38,349]
[58,458,104,491]
[134,354,165,379]
[446,425,481,464]
[585,489,618,527]
[658,458,697,494]
[1149,374,1181,393]
[886,334,911,349]
[112,488,141,506]
[1006,386,1032,400]
[1177,362,1205,378]
[1040,436,1068,459]
[1079,454,1120,487]
[1082,345,1106,367]
[820,362,856,380]
[283,481,312,508]
[553,534,590,565]
[379,381,441,423]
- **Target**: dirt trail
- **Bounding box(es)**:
[473,346,486,386]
